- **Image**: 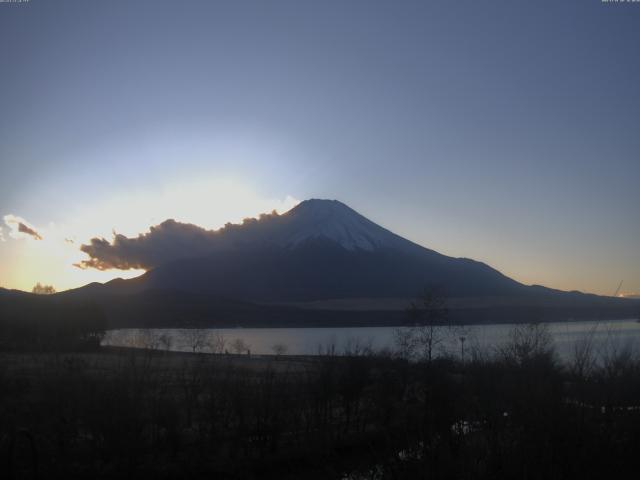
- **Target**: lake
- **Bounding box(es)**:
[102,318,640,361]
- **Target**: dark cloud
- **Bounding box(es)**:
[18,222,43,240]
[77,219,224,270]
[77,212,283,271]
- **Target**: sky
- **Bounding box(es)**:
[0,0,638,296]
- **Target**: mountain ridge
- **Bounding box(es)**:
[8,198,637,327]
[66,199,620,303]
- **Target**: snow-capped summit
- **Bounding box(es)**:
[273,199,410,252]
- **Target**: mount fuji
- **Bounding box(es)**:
[92,199,524,300]
[57,199,636,326]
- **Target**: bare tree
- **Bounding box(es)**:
[184,329,209,353]
[570,324,598,379]
[271,343,288,356]
[158,333,173,352]
[394,286,449,362]
[498,323,555,366]
[231,338,250,355]
[392,326,417,360]
[208,332,226,354]
[343,336,373,357]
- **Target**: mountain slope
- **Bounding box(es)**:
[137,238,524,301]
[84,199,526,301]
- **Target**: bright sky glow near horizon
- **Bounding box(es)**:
[0,0,639,296]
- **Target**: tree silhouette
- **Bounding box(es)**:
[271,343,288,356]
[32,283,56,295]
[405,286,449,362]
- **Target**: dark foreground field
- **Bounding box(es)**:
[2,332,640,480]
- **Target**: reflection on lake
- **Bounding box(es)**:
[102,319,640,361]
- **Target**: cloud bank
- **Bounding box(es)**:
[77,219,219,270]
[3,215,43,240]
[77,210,285,271]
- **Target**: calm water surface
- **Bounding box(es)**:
[103,319,640,361]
